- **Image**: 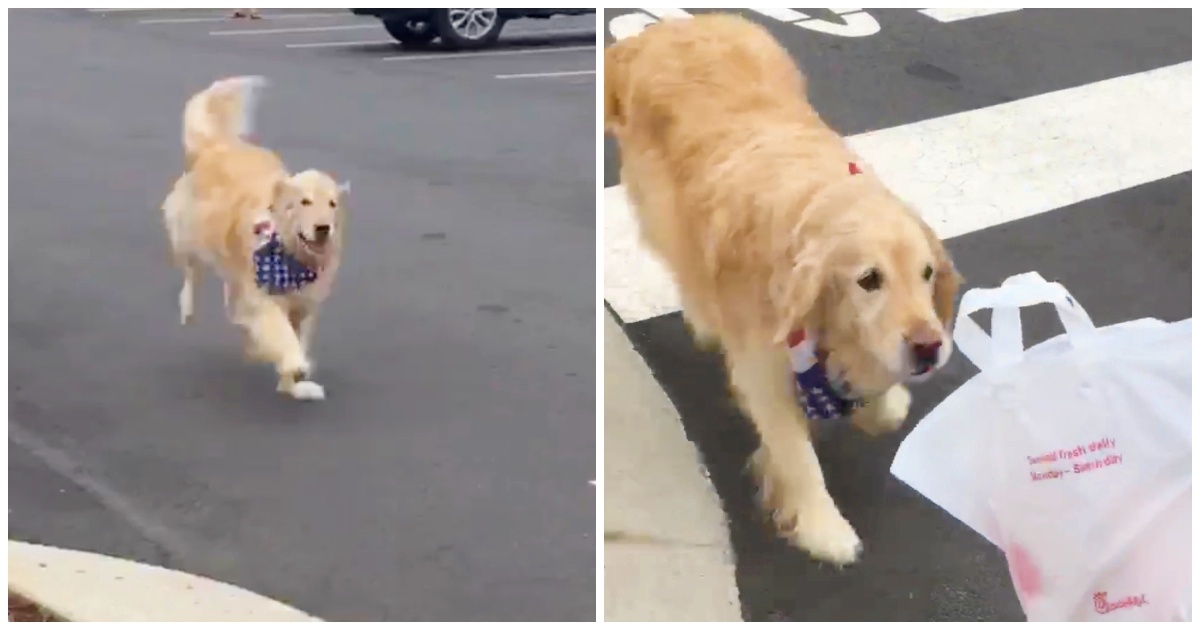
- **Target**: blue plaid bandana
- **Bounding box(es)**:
[253,232,319,295]
[788,329,864,421]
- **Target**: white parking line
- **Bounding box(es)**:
[209,24,378,36]
[381,45,594,62]
[87,7,194,11]
[505,26,597,37]
[285,39,394,49]
[285,27,594,50]
[918,8,1023,23]
[495,70,596,79]
[140,12,349,25]
[605,62,1193,323]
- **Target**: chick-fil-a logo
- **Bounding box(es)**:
[1093,591,1148,615]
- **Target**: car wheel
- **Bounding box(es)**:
[382,18,437,47]
[433,8,504,50]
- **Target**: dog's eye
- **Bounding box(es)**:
[922,264,934,281]
[857,269,882,291]
[329,200,337,208]
[301,198,312,206]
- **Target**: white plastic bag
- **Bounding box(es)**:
[891,271,1191,622]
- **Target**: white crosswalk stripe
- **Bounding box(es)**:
[602,7,1192,622]
[605,61,1193,323]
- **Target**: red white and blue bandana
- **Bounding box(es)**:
[252,220,319,295]
[787,329,864,421]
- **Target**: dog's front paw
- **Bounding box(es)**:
[222,283,235,320]
[286,380,326,401]
[756,448,864,566]
[279,356,312,381]
[879,384,912,426]
[682,313,720,351]
[785,501,863,566]
[852,384,911,437]
[691,331,721,352]
[179,287,194,326]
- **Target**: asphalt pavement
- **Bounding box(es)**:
[9,8,596,622]
[603,8,1191,622]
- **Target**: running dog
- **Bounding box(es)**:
[604,14,962,564]
[161,76,348,401]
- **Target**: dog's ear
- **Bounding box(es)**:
[768,240,829,345]
[918,218,964,331]
[271,178,299,211]
[337,180,351,196]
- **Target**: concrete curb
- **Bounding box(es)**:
[603,312,741,622]
[8,540,321,622]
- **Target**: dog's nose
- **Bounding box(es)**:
[313,224,331,240]
[911,341,942,368]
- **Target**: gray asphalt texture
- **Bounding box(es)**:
[603,8,1191,622]
[10,9,596,622]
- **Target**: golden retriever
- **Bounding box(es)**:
[605,14,962,564]
[161,76,348,401]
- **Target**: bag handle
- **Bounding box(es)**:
[954,272,1098,371]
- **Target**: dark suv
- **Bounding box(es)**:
[351,8,595,50]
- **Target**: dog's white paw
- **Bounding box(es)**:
[222,283,234,319]
[288,380,325,401]
[178,286,194,325]
[787,502,863,566]
[877,384,912,431]
[853,384,912,436]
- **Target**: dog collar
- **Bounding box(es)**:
[252,221,319,295]
[787,329,864,421]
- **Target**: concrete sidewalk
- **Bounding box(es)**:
[603,312,741,622]
[8,540,320,622]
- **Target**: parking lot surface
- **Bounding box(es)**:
[10,8,597,622]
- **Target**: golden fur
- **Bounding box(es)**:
[605,14,963,564]
[162,76,348,401]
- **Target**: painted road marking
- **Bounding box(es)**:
[918,8,1024,23]
[605,186,682,325]
[495,70,596,79]
[505,26,598,37]
[748,8,809,22]
[87,7,195,11]
[139,12,349,25]
[284,25,595,49]
[285,39,394,49]
[790,8,881,38]
[381,45,594,62]
[609,12,660,40]
[641,8,693,20]
[604,62,1193,323]
[610,8,1024,40]
[209,24,378,36]
[285,24,595,49]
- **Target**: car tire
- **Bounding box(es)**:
[433,8,504,50]
[382,18,437,47]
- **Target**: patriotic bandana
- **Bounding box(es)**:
[251,219,319,295]
[787,329,864,421]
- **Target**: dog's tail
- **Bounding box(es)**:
[182,75,266,166]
